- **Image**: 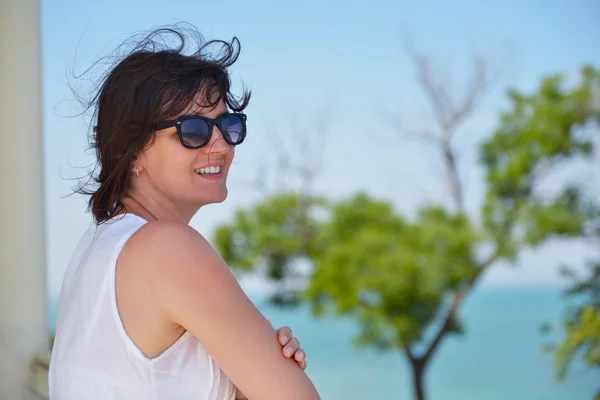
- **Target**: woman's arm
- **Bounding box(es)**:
[235,326,307,399]
[126,221,320,400]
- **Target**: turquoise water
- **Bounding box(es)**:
[49,286,598,400]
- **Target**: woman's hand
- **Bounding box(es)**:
[275,325,307,370]
[234,325,307,399]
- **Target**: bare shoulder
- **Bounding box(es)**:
[121,220,320,400]
[120,219,230,306]
[122,219,236,294]
[122,219,234,299]
[124,219,209,257]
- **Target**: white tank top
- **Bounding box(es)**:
[49,213,236,400]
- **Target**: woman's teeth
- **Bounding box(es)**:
[195,166,221,175]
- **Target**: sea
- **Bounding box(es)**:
[49,286,599,400]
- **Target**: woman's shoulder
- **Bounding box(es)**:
[130,219,209,249]
[117,217,321,400]
[119,218,218,275]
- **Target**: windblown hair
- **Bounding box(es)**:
[73,23,251,224]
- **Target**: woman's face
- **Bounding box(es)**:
[135,96,236,211]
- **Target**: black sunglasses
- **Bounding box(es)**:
[153,113,247,149]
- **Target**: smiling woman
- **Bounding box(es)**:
[48,24,320,400]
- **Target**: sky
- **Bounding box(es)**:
[42,0,600,301]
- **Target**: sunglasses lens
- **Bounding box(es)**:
[220,114,245,145]
[178,114,245,148]
[180,118,211,148]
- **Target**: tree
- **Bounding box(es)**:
[307,193,477,400]
[306,63,600,400]
[541,259,600,400]
[551,262,600,400]
[488,64,600,398]
[214,192,327,305]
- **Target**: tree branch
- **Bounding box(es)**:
[448,55,487,129]
[420,249,499,363]
[421,288,464,363]
[392,37,502,365]
[404,342,417,364]
[232,107,332,197]
[404,39,453,131]
[402,38,492,215]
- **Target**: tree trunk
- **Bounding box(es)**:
[409,358,427,400]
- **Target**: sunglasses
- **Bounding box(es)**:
[153,113,247,149]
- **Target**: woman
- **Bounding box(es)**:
[48,25,321,400]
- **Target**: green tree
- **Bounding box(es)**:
[543,262,600,400]
[214,192,326,305]
[487,65,600,399]
[307,193,478,400]
[306,63,600,400]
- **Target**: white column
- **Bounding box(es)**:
[0,0,49,399]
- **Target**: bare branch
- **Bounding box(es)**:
[404,343,417,364]
[441,142,464,212]
[401,36,493,214]
[479,250,500,270]
[230,159,270,195]
[421,289,464,363]
[233,104,334,206]
[290,112,310,163]
[310,104,334,173]
[266,119,294,192]
[398,125,440,144]
[403,37,491,137]
[419,246,499,364]
[231,106,331,196]
[403,37,453,132]
[378,104,441,145]
[287,104,335,197]
[450,55,488,128]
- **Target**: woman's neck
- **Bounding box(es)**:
[121,192,197,224]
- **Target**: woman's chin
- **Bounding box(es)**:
[196,190,229,207]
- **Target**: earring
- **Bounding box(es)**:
[135,168,139,178]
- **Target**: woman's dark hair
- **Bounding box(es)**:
[74,24,250,224]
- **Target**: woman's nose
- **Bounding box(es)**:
[205,126,230,155]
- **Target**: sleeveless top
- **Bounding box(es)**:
[48,213,236,400]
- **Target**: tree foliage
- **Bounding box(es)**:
[481,65,600,399]
[307,193,477,349]
[480,66,600,259]
[214,192,326,303]
[547,262,600,400]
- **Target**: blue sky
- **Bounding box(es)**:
[42,0,600,300]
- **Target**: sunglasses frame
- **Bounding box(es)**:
[153,113,247,149]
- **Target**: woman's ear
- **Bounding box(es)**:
[131,155,141,177]
[131,152,148,177]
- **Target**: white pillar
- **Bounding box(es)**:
[0,0,49,399]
